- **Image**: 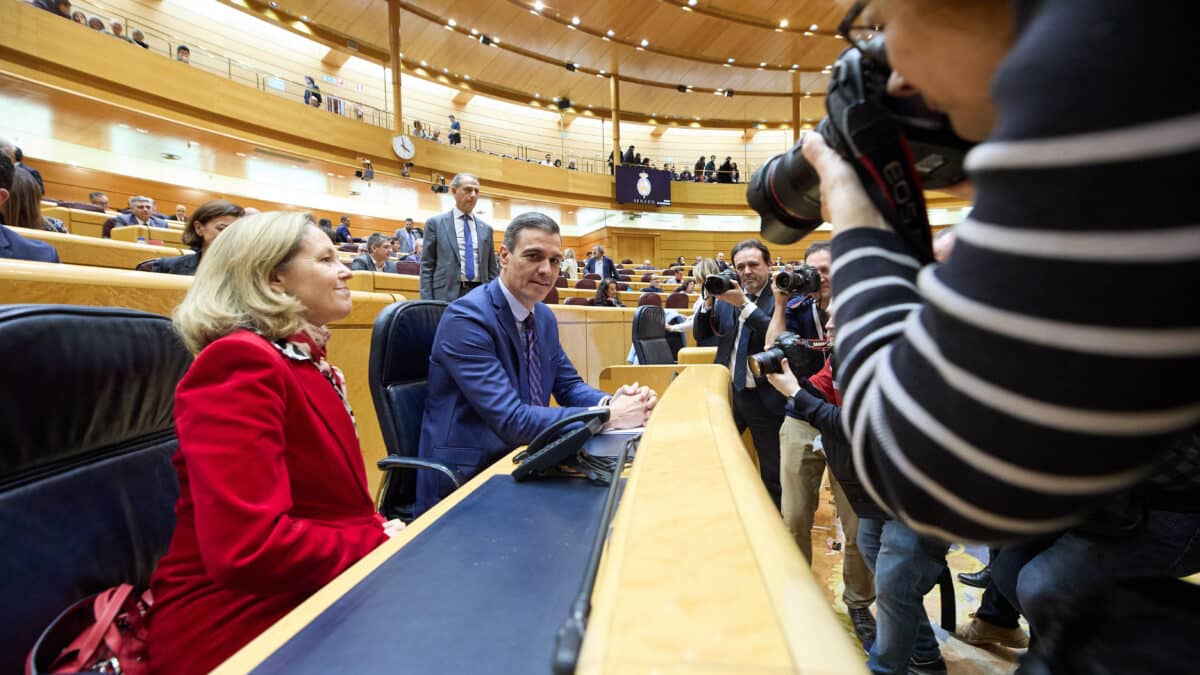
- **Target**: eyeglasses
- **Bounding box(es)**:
[837,1,886,66]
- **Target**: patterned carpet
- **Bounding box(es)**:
[807,478,1027,674]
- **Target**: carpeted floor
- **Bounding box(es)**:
[807,476,1027,674]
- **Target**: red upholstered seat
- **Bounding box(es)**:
[638,293,663,307]
[639,273,654,282]
[554,277,568,288]
[575,279,597,290]
[543,287,559,304]
[583,273,601,280]
[665,292,690,309]
[564,297,591,306]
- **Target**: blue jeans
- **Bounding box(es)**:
[992,509,1200,636]
[858,518,947,674]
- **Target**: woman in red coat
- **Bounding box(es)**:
[149,212,404,674]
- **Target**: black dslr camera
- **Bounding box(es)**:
[749,331,828,379]
[746,38,973,264]
[704,269,740,296]
[775,265,821,295]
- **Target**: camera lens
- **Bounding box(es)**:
[746,122,829,245]
[704,274,732,296]
[748,347,785,378]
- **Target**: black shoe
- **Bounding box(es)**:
[958,565,991,589]
[908,655,947,674]
[848,606,877,654]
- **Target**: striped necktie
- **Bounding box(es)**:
[524,315,543,405]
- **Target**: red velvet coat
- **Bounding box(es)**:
[148,330,386,674]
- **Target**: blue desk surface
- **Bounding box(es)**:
[251,476,611,674]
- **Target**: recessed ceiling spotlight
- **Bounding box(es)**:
[810,23,819,31]
[118,123,130,129]
[236,152,247,157]
[420,60,428,66]
[759,62,767,67]
[268,1,278,7]
[791,63,799,69]
[533,1,544,10]
[606,29,614,36]
[327,172,334,176]
[464,74,471,79]
[779,19,789,28]
[727,57,735,63]
[442,67,449,73]
[571,16,580,25]
[470,27,478,35]
[534,92,540,98]
[688,0,697,5]
[640,38,649,47]
[300,15,308,21]
[135,128,149,134]
[448,18,456,27]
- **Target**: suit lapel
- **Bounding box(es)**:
[292,363,370,498]
[444,214,462,267]
[489,282,529,400]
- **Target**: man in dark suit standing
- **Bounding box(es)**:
[420,173,499,300]
[715,251,730,271]
[584,244,617,279]
[693,239,786,507]
[416,213,656,514]
[350,233,398,273]
[394,217,420,255]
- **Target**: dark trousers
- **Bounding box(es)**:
[732,388,784,508]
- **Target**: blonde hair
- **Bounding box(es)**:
[174,212,314,354]
[693,258,719,287]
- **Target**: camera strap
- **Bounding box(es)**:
[838,100,936,265]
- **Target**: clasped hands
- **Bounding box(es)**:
[606,381,658,430]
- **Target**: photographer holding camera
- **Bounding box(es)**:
[744,0,1200,667]
[694,240,788,506]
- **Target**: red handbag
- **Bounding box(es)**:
[26,585,153,675]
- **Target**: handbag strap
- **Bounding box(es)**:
[51,585,134,671]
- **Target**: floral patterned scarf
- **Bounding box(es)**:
[267,325,356,431]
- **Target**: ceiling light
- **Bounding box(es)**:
[779,19,789,28]
[464,74,471,79]
[493,37,501,44]
[688,0,697,5]
[327,172,334,176]
[599,69,606,75]
[534,92,540,98]
[791,63,799,69]
[300,15,308,21]
[118,123,130,129]
[533,1,544,10]
[810,23,819,31]
[420,60,428,66]
[442,67,449,73]
[759,62,767,67]
[448,18,456,27]
[640,38,649,47]
[268,1,278,7]
[727,57,735,63]
[135,128,149,134]
[470,28,478,35]
[571,16,580,25]
[236,152,247,157]
[606,29,614,36]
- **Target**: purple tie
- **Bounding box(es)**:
[524,315,543,405]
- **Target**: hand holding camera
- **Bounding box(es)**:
[703,269,749,308]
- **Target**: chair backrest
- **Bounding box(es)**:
[575,278,597,290]
[640,272,654,282]
[621,258,633,264]
[665,291,690,308]
[368,301,449,520]
[638,292,663,308]
[101,216,119,238]
[632,305,674,365]
[554,276,568,288]
[0,305,190,674]
[135,257,163,273]
[564,297,591,306]
[543,286,559,304]
[396,261,420,275]
[583,273,601,280]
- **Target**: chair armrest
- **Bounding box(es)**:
[377,456,465,489]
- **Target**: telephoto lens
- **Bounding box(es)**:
[748,344,786,378]
[775,265,822,295]
[748,332,828,379]
[703,269,739,296]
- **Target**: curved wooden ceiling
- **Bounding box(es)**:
[230,0,853,125]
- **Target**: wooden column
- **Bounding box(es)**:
[387,0,403,134]
[791,71,802,143]
[610,52,621,168]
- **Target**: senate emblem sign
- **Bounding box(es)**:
[636,171,653,198]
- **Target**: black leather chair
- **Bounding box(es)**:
[0,305,191,674]
[368,301,464,521]
[632,305,674,365]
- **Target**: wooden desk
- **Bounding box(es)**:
[215,365,864,674]
[12,227,183,270]
[109,224,185,246]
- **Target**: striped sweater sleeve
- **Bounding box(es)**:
[831,0,1200,542]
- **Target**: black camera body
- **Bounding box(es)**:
[775,265,821,295]
[749,331,827,380]
[704,269,740,296]
[746,39,974,264]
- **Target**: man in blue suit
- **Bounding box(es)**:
[584,244,617,279]
[416,213,656,514]
[693,239,786,507]
[0,151,59,263]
